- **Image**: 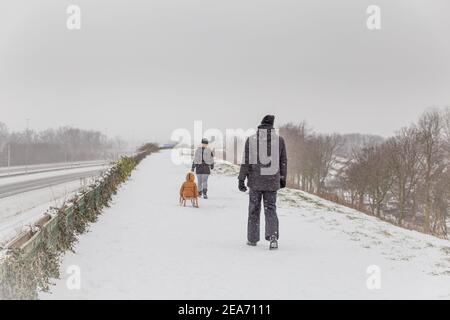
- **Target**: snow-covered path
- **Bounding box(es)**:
[41,151,450,299]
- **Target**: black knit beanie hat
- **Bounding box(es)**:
[261,115,275,126]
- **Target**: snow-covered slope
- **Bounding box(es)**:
[41,150,450,299]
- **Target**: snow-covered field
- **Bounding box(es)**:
[41,150,450,299]
[0,166,108,245]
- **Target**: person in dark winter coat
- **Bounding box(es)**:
[191,138,215,199]
[238,115,287,249]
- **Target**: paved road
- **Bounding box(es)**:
[0,160,108,178]
[0,169,104,199]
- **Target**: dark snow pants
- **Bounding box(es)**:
[248,189,279,243]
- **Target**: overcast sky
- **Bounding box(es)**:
[0,0,449,143]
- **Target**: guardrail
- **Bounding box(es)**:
[0,147,157,299]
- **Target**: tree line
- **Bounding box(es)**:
[280,107,450,238]
[0,123,127,166]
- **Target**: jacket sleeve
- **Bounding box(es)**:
[238,138,250,181]
[210,150,215,169]
[194,183,198,197]
[180,183,184,197]
[279,137,287,181]
[191,148,197,172]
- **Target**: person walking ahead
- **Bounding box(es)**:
[192,138,214,199]
[238,115,287,249]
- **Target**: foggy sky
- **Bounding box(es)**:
[1,0,449,143]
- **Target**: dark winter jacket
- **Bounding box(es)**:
[238,124,287,191]
[192,147,215,174]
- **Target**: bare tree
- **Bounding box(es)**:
[386,127,421,226]
[0,122,8,152]
[358,145,393,216]
[341,155,369,208]
[0,125,121,166]
[280,110,449,238]
[309,134,342,193]
[279,122,310,189]
[416,109,446,233]
[443,107,450,156]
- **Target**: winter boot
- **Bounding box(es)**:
[269,235,278,250]
[247,241,257,246]
[198,190,203,197]
[203,189,208,199]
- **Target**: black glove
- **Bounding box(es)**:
[238,180,247,192]
[280,179,286,189]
